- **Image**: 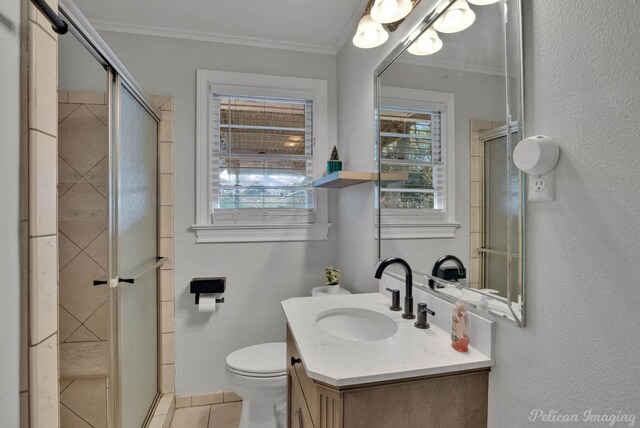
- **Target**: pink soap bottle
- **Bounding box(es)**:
[451,293,470,353]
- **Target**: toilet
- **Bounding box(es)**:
[225,342,287,428]
[226,287,352,428]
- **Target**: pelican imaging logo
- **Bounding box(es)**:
[529,409,636,426]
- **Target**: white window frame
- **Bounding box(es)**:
[378,86,459,239]
[193,70,331,243]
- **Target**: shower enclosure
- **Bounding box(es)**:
[57,1,163,426]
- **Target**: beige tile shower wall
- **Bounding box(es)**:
[153,95,176,394]
[24,0,61,427]
[57,92,109,345]
[149,96,177,428]
[57,91,109,428]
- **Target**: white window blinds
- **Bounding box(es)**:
[211,94,316,224]
[379,106,445,217]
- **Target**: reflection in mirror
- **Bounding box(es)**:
[375,0,525,325]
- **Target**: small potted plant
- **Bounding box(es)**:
[327,145,342,174]
[325,266,342,295]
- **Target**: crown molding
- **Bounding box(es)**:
[91,20,338,55]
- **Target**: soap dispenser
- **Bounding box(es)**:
[451,291,470,353]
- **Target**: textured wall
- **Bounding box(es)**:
[0,0,22,425]
[488,1,640,425]
[337,0,640,425]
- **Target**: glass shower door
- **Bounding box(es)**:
[483,133,521,301]
[111,79,160,427]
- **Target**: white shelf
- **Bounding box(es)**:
[312,171,407,189]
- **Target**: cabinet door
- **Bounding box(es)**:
[289,373,314,428]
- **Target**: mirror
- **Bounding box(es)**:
[375,0,525,325]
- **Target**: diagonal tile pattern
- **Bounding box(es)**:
[84,230,108,270]
[59,252,107,323]
[58,232,81,270]
[59,307,81,342]
[58,92,110,428]
[60,379,107,428]
[58,91,110,343]
[58,182,107,249]
[83,303,109,341]
[59,105,108,176]
[58,157,83,197]
[84,158,108,197]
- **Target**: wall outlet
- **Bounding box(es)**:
[532,177,546,191]
[528,171,555,201]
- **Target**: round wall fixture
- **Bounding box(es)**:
[370,0,413,24]
[433,0,476,33]
[408,28,443,56]
[352,15,389,48]
[513,135,560,175]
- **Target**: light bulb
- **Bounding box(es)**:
[407,28,443,56]
[370,0,413,24]
[363,29,378,45]
[352,15,389,48]
[433,0,476,33]
[381,0,399,16]
[417,36,433,52]
[445,9,464,28]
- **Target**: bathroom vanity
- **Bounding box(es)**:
[282,293,494,427]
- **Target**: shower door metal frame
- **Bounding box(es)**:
[109,72,164,428]
[478,122,524,325]
[58,0,164,426]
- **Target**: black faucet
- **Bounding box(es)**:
[375,257,415,319]
[429,255,466,289]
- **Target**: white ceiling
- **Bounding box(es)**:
[73,0,367,54]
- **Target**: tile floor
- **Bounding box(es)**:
[170,402,242,428]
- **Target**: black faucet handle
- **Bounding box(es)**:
[385,288,402,312]
[415,303,435,329]
[418,303,435,316]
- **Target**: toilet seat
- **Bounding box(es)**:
[226,342,286,378]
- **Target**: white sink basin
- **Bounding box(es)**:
[316,307,398,341]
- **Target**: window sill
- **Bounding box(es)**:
[377,222,460,240]
[191,223,332,243]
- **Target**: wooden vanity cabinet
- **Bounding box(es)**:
[286,325,489,428]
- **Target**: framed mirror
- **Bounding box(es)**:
[374,0,525,326]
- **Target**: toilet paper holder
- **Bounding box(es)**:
[190,277,226,305]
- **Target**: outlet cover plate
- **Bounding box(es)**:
[528,170,555,201]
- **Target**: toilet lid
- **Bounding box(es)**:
[226,342,287,377]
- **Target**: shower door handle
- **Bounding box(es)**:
[93,278,126,288]
[103,257,168,287]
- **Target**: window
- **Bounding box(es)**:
[378,87,458,239]
[380,106,443,211]
[194,70,330,243]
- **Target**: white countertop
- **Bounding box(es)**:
[281,292,495,387]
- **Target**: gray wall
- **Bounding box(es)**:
[93,32,340,394]
[0,0,22,425]
[338,0,640,425]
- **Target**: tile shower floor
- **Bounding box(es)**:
[170,402,242,428]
